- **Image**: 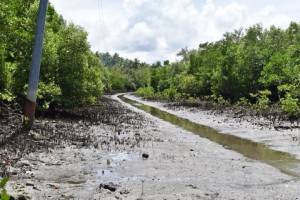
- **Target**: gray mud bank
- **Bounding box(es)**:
[7,95,300,199]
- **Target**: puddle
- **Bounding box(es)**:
[84,152,140,190]
[119,95,300,178]
[67,180,87,184]
[62,195,75,200]
[85,170,118,190]
[96,169,115,177]
[109,151,138,162]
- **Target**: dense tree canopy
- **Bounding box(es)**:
[136,23,300,116]
[1,0,300,117]
[0,0,105,108]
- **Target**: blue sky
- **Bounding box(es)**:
[49,0,300,63]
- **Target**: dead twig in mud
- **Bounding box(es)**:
[141,179,145,196]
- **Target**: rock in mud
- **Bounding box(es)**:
[17,195,27,200]
[120,189,130,195]
[9,195,27,200]
[142,153,149,159]
[7,166,20,175]
[99,182,118,192]
[25,182,34,187]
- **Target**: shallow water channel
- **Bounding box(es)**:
[119,95,300,178]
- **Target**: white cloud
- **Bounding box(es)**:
[157,37,168,50]
[123,0,150,12]
[49,0,299,63]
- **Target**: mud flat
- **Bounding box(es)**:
[5,95,300,199]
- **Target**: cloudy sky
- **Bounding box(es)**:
[49,0,300,63]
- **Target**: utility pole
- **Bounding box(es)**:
[24,0,48,128]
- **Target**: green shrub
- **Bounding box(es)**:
[236,97,251,108]
[187,96,197,103]
[161,85,178,100]
[0,62,16,102]
[279,93,300,116]
[250,90,272,111]
[209,94,230,108]
[278,84,300,116]
[136,86,155,98]
[0,177,10,200]
[37,82,62,110]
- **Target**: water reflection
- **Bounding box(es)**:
[119,95,300,178]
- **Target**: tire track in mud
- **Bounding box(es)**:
[119,94,300,178]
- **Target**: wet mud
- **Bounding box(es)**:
[120,95,300,178]
[1,95,300,199]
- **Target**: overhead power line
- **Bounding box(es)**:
[96,0,108,51]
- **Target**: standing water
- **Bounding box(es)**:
[119,95,300,178]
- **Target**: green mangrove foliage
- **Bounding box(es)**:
[0,0,105,109]
[97,52,151,91]
[1,0,300,118]
[0,177,9,200]
[136,23,300,117]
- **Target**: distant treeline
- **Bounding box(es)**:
[96,52,150,91]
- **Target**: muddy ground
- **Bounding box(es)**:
[1,95,300,199]
[124,94,300,160]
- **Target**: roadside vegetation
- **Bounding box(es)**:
[0,0,106,110]
[1,0,300,120]
[96,52,152,92]
[0,177,10,200]
[0,0,153,112]
[135,23,300,120]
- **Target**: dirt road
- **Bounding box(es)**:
[6,95,300,199]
